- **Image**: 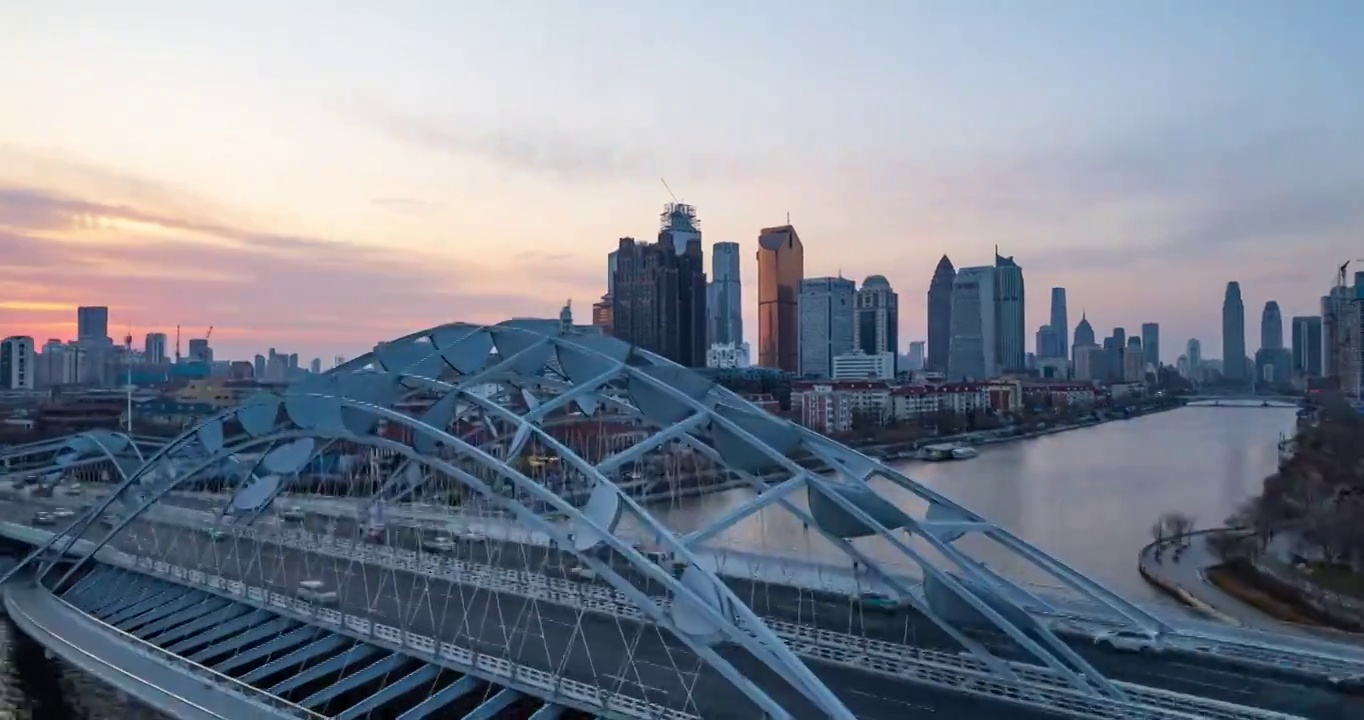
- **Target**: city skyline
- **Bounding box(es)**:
[2,4,1361,360]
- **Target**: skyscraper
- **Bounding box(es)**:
[1049,288,1068,360]
[144,332,168,364]
[993,253,1025,373]
[756,225,803,372]
[1260,301,1284,350]
[798,277,856,378]
[611,204,708,367]
[1035,325,1060,359]
[1141,323,1160,369]
[76,306,109,343]
[1222,282,1247,382]
[948,266,996,380]
[1073,312,1095,349]
[926,255,955,372]
[707,242,743,346]
[1186,338,1203,381]
[1291,316,1323,377]
[855,275,899,372]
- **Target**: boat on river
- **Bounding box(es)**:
[917,444,979,461]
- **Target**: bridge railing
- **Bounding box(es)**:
[132,557,698,720]
[84,515,1310,720]
[38,568,324,719]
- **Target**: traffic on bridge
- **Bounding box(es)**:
[0,320,1359,719]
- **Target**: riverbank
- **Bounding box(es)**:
[630,401,1187,506]
[860,400,1185,464]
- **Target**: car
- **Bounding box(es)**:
[31,512,54,526]
[207,529,228,542]
[296,580,338,605]
[280,506,306,521]
[364,525,386,544]
[1093,629,1162,654]
[459,530,486,543]
[64,484,83,496]
[100,514,121,528]
[857,592,908,613]
[422,535,455,553]
[52,508,75,519]
[568,566,597,581]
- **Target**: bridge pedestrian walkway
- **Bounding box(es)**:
[2,576,301,720]
[52,563,584,720]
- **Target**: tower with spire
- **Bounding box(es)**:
[926,255,956,372]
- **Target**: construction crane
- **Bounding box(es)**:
[205,325,214,344]
[175,325,181,364]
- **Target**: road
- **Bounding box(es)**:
[5,498,1079,720]
[9,493,1363,719]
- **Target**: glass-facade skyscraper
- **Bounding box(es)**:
[1222,281,1247,381]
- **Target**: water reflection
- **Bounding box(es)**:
[0,617,167,719]
[642,406,1295,600]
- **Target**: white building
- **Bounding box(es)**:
[1,336,35,390]
[706,342,751,369]
[831,350,896,380]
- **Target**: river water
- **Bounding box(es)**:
[0,404,1295,716]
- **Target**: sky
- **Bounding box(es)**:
[1,1,1361,364]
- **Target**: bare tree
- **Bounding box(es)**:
[1159,511,1196,546]
[1150,521,1165,545]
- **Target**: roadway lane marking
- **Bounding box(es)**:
[845,687,937,715]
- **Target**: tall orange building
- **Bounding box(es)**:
[756,225,803,372]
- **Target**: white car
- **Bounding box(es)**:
[1093,629,1162,654]
[569,566,597,581]
[52,508,75,519]
[460,530,486,543]
[296,580,338,605]
[208,528,228,542]
[280,506,306,522]
[422,535,455,553]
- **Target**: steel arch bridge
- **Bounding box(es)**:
[2,319,1254,719]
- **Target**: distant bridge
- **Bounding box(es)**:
[0,319,1361,719]
[1182,395,1303,407]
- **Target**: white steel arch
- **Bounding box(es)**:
[4,319,1185,716]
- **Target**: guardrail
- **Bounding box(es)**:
[116,514,1302,720]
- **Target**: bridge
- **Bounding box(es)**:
[0,319,1360,719]
[1180,393,1305,405]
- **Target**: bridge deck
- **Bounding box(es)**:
[3,578,298,720]
[56,564,592,720]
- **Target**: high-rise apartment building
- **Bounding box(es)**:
[926,255,955,373]
[798,277,856,378]
[1049,288,1068,360]
[1124,336,1145,381]
[76,306,109,343]
[0,336,35,390]
[1141,323,1160,369]
[907,341,925,371]
[947,266,996,380]
[611,204,708,367]
[188,338,213,363]
[993,253,1025,373]
[708,241,743,346]
[143,332,168,364]
[855,275,898,374]
[1222,281,1247,382]
[756,225,803,372]
[1291,316,1323,377]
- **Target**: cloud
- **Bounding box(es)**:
[347,103,768,184]
[0,186,578,358]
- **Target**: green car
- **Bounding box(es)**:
[858,592,905,613]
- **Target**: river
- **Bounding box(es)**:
[0,404,1295,716]
[639,405,1298,602]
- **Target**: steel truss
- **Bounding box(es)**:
[0,319,1193,718]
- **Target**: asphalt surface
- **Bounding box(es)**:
[8,493,1362,719]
